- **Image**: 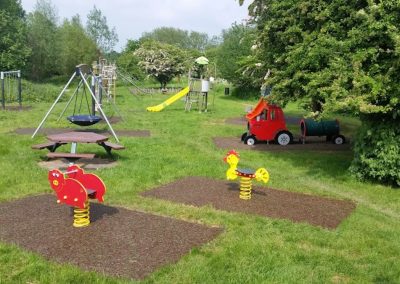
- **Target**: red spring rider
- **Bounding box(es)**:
[48,164,106,227]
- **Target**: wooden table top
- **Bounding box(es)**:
[47,131,109,143]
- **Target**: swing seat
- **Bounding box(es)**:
[67,115,102,126]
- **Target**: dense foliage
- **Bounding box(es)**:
[25,0,59,80]
[0,0,31,70]
[240,0,400,185]
[58,16,99,76]
[140,27,218,52]
[116,40,145,80]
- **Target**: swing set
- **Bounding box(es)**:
[32,64,120,142]
[1,70,22,110]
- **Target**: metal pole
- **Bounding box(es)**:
[17,70,21,107]
[91,75,96,115]
[95,76,124,121]
[1,72,4,110]
[98,77,103,105]
[32,72,76,138]
[80,72,120,142]
[57,80,83,122]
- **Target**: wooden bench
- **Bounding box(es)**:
[98,141,125,155]
[31,142,66,152]
[46,152,95,160]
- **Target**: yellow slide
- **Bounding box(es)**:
[146,86,190,112]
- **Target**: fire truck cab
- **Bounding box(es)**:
[241,100,293,146]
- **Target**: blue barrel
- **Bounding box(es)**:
[300,119,340,137]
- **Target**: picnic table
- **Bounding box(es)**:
[32,131,124,159]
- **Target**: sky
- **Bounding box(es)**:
[20,0,250,51]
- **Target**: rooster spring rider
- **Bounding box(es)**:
[223,150,270,200]
[48,164,106,227]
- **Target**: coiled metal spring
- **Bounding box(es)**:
[239,177,252,200]
[73,201,90,227]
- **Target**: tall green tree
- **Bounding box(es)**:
[140,27,211,51]
[116,39,145,80]
[134,41,188,88]
[58,15,98,75]
[217,23,255,84]
[240,0,400,186]
[86,6,118,54]
[0,0,30,70]
[25,0,60,80]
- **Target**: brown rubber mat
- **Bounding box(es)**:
[142,177,356,229]
[0,194,222,280]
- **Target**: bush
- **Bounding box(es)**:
[350,115,400,187]
[22,79,68,103]
[231,85,260,99]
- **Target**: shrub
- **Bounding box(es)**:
[350,115,400,187]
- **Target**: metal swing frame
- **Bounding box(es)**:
[32,65,120,142]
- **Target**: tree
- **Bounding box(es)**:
[25,0,60,80]
[0,0,31,70]
[134,41,188,88]
[86,6,118,54]
[140,27,211,51]
[58,15,99,75]
[240,0,400,186]
[217,23,255,83]
[116,40,145,80]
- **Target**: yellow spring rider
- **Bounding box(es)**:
[223,150,269,200]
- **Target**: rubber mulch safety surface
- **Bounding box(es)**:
[213,137,351,152]
[14,127,150,137]
[142,177,356,229]
[0,194,222,280]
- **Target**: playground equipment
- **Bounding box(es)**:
[146,78,211,112]
[146,86,190,112]
[1,70,22,110]
[242,98,293,146]
[223,150,269,200]
[32,64,120,142]
[241,97,346,145]
[146,56,213,112]
[92,59,118,102]
[48,164,106,227]
[300,119,345,144]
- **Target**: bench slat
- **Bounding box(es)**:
[47,153,95,159]
[32,142,65,150]
[103,141,125,150]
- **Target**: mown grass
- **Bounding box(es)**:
[0,82,399,283]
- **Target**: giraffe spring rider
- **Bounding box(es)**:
[48,165,106,227]
[223,150,270,200]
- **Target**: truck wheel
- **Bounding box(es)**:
[276,131,292,146]
[241,132,247,141]
[333,135,345,145]
[244,136,256,146]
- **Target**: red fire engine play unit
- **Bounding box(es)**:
[241,97,345,146]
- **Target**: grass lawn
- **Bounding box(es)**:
[0,83,399,283]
